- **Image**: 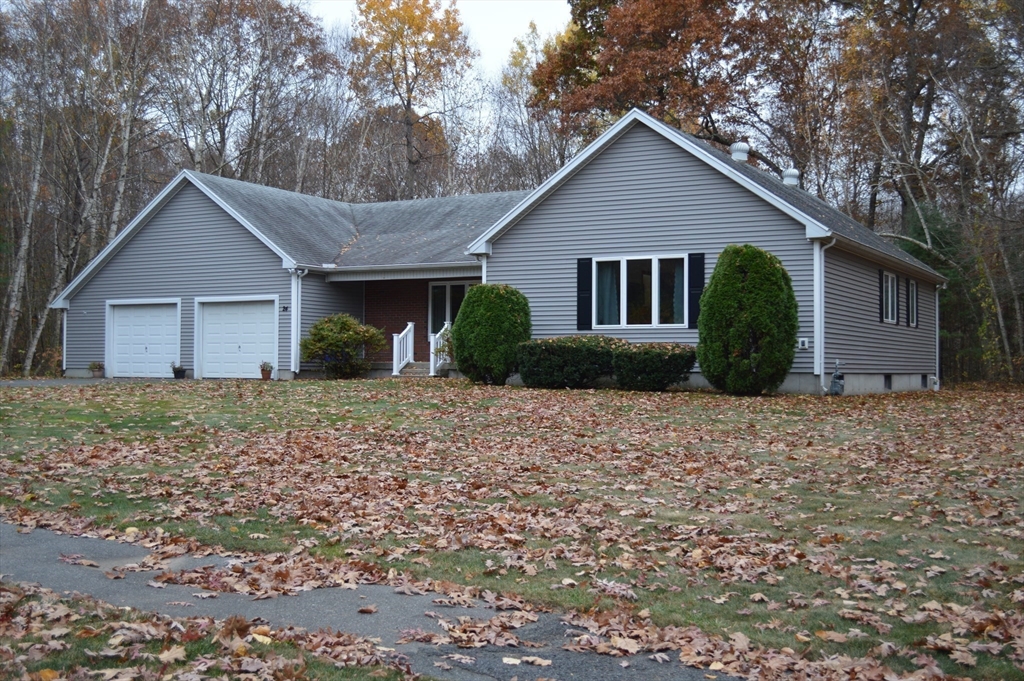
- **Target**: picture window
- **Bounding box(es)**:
[594,255,688,328]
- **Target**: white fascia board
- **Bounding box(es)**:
[467,108,836,255]
[182,170,295,268]
[51,171,194,308]
[322,261,479,275]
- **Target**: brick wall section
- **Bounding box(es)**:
[363,278,480,363]
[364,279,431,362]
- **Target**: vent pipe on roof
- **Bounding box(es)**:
[783,167,800,186]
[730,142,749,162]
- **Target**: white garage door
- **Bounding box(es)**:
[111,304,179,377]
[200,300,276,378]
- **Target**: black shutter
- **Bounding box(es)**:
[895,276,900,325]
[906,279,911,327]
[914,282,919,327]
[577,258,592,331]
[878,270,884,322]
[688,253,705,328]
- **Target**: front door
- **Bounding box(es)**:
[429,282,471,339]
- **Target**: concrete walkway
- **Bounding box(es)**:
[0,523,727,681]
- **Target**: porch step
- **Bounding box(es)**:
[398,362,431,378]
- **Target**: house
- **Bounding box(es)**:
[52,109,944,394]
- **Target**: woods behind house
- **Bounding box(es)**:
[1,0,1021,382]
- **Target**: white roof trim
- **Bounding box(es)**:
[466,108,833,255]
[51,171,296,308]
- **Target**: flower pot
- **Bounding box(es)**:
[91,369,103,378]
[261,369,272,380]
[173,368,186,379]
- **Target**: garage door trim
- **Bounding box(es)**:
[104,298,182,378]
[194,295,279,379]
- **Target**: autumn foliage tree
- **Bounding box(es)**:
[349,0,475,199]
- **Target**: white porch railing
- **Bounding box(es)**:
[429,321,452,377]
[392,322,415,376]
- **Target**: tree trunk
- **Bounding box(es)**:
[0,124,46,375]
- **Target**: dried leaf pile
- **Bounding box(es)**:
[1,381,1022,679]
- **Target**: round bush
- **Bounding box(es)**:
[696,244,798,395]
[451,284,532,385]
[300,313,386,379]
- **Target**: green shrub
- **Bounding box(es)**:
[517,335,624,389]
[450,284,532,385]
[612,342,697,391]
[300,313,386,379]
[696,244,798,395]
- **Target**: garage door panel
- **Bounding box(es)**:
[201,300,275,378]
[111,304,179,377]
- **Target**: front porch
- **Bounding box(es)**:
[360,278,478,377]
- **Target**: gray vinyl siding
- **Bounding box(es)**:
[299,275,364,373]
[65,184,292,372]
[486,123,816,374]
[824,247,936,373]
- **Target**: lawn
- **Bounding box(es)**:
[1,379,1022,680]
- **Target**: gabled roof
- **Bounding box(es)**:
[187,172,358,268]
[51,171,526,308]
[468,109,944,282]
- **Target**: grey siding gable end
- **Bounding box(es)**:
[53,172,294,308]
[63,184,293,372]
[472,109,941,284]
[486,123,816,375]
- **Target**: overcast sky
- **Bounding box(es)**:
[305,0,572,77]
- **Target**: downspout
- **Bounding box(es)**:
[289,268,308,375]
[817,237,837,393]
[61,309,67,375]
[934,284,942,390]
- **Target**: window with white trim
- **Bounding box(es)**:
[908,279,918,326]
[882,271,897,323]
[594,255,688,327]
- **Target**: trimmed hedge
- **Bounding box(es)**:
[300,313,386,379]
[450,283,532,385]
[696,244,798,395]
[517,336,695,392]
[517,335,625,389]
[612,342,697,392]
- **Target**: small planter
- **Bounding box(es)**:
[260,369,272,380]
[173,368,187,379]
[89,362,104,378]
[91,369,104,378]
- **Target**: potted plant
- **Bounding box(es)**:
[170,361,186,379]
[259,361,273,380]
[88,361,104,378]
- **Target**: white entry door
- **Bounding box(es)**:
[111,303,179,377]
[200,300,276,378]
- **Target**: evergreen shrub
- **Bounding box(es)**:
[517,335,625,389]
[612,342,696,392]
[450,284,531,385]
[300,313,386,379]
[696,244,798,395]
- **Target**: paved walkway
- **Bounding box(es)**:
[0,523,727,681]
